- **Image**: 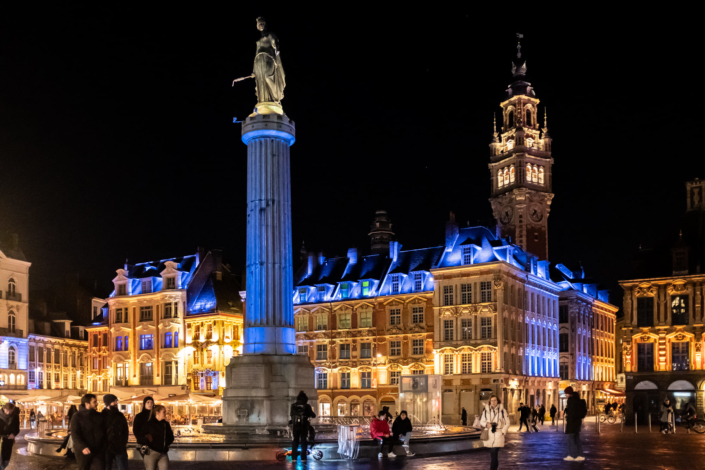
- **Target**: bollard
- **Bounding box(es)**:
[635,413,638,433]
[672,413,676,434]
[649,413,651,433]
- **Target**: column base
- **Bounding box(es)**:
[243,326,296,355]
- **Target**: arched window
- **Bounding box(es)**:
[510,165,515,183]
[8,279,16,295]
[526,109,532,127]
[532,165,538,183]
[498,169,504,188]
[526,163,532,181]
[507,111,514,128]
[503,168,509,186]
[538,167,545,184]
[8,312,15,333]
[8,348,15,366]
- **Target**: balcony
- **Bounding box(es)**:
[139,376,153,386]
[5,363,17,370]
[5,292,22,302]
[0,328,23,338]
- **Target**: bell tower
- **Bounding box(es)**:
[489,35,554,260]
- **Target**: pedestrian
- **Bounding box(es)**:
[461,407,468,426]
[563,386,587,462]
[141,405,174,470]
[480,395,509,470]
[539,404,546,425]
[70,394,106,470]
[56,404,78,458]
[392,410,414,457]
[517,402,530,432]
[381,406,393,424]
[370,410,395,458]
[681,400,697,432]
[29,410,36,429]
[289,391,316,461]
[37,410,44,420]
[530,407,540,432]
[102,394,129,470]
[550,404,557,425]
[133,396,154,445]
[660,398,674,434]
[0,403,20,470]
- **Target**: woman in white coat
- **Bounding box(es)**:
[480,395,510,470]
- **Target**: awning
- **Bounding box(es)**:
[597,388,625,397]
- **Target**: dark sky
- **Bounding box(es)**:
[0,7,701,305]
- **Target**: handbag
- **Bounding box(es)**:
[480,428,489,440]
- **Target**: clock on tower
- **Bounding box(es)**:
[488,36,554,260]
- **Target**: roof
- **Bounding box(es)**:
[127,255,198,279]
[388,247,444,275]
[295,254,388,287]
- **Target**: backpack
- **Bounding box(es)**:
[291,403,307,427]
[578,399,588,420]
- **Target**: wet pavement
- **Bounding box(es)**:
[10,420,702,470]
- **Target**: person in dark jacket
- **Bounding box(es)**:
[461,407,468,426]
[0,403,20,470]
[564,386,586,462]
[56,404,79,458]
[141,405,174,470]
[392,410,414,456]
[549,404,557,425]
[381,406,393,423]
[538,404,546,425]
[290,391,316,461]
[530,407,540,432]
[70,394,106,470]
[102,394,129,470]
[132,396,154,445]
[517,403,530,432]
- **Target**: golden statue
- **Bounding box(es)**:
[233,17,286,115]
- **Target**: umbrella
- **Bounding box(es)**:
[14,396,53,404]
[162,393,220,426]
[49,395,82,404]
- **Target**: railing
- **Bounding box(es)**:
[0,328,23,338]
[313,416,373,426]
[139,377,154,386]
[5,292,21,302]
[115,379,129,387]
[6,363,17,370]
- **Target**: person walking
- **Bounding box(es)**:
[461,407,468,426]
[141,405,174,470]
[563,386,587,462]
[660,398,674,434]
[517,403,529,432]
[0,403,20,470]
[539,404,546,426]
[392,410,414,456]
[56,404,79,458]
[480,395,510,470]
[371,410,396,458]
[102,394,129,470]
[530,407,540,432]
[70,394,106,470]
[550,404,557,425]
[133,396,154,445]
[29,409,36,429]
[289,391,316,461]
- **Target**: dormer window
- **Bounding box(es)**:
[413,272,423,292]
[462,246,472,265]
[165,277,176,290]
[142,279,152,294]
[391,275,400,294]
[316,285,326,301]
[298,287,308,303]
[340,283,350,299]
[362,280,371,297]
[117,284,127,296]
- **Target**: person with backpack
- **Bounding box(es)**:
[480,395,509,470]
[564,386,587,462]
[102,394,129,470]
[0,403,20,470]
[290,391,316,462]
[370,410,396,458]
[549,404,557,425]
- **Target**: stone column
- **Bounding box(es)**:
[242,114,296,355]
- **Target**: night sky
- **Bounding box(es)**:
[0,7,700,305]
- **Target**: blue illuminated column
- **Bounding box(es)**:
[241,114,296,355]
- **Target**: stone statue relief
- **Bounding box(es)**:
[233,17,286,107]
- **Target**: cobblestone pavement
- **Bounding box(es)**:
[10,422,703,470]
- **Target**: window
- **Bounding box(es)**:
[412,339,424,355]
[412,306,424,324]
[361,371,371,388]
[341,372,350,389]
[316,344,327,361]
[390,341,401,356]
[8,313,15,333]
[559,306,569,323]
[498,169,504,188]
[443,285,454,306]
[340,283,350,299]
[165,332,173,348]
[461,283,472,304]
[140,306,153,322]
[140,362,153,385]
[29,346,35,362]
[412,369,424,375]
[414,272,423,291]
[206,349,213,363]
[481,317,492,339]
[391,274,400,294]
[298,287,308,303]
[175,332,179,347]
[8,278,16,295]
[526,109,532,126]
[362,280,370,297]
[481,281,492,302]
[672,342,690,371]
[637,343,653,372]
[338,312,351,329]
[115,308,123,324]
[361,342,372,358]
[140,334,154,350]
[360,309,372,328]
[72,351,76,367]
[390,370,400,385]
[481,352,492,373]
[461,318,472,340]
[559,333,568,352]
[55,349,60,364]
[444,354,454,374]
[532,165,538,183]
[166,277,176,289]
[462,247,472,265]
[672,296,689,326]
[297,345,308,355]
[93,357,99,370]
[444,320,454,341]
[206,323,213,339]
[316,371,328,389]
[560,363,569,380]
[29,371,35,383]
[508,110,514,127]
[538,167,544,185]
[316,314,328,331]
[295,316,308,332]
[390,308,401,326]
[462,353,472,374]
[163,362,175,385]
[142,279,152,294]
[8,348,15,365]
[117,284,127,296]
[125,335,129,351]
[116,336,123,351]
[103,333,108,347]
[637,297,654,327]
[317,285,326,301]
[164,303,172,319]
[340,343,350,360]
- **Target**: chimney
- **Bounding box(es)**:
[389,241,401,263]
[212,250,223,281]
[318,252,326,266]
[347,248,358,264]
[445,211,459,251]
[307,253,316,276]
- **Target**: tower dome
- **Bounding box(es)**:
[368,210,395,256]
